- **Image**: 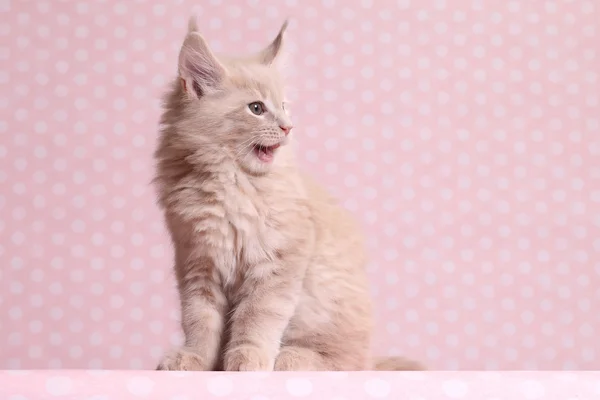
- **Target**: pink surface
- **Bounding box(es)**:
[1,1,599,370]
[1,371,599,399]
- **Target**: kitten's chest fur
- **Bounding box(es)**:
[186,170,292,287]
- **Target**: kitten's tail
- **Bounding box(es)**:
[371,356,426,371]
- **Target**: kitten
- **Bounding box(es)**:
[154,16,423,371]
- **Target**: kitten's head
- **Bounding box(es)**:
[173,17,293,175]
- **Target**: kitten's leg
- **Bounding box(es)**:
[223,261,303,371]
[157,258,226,371]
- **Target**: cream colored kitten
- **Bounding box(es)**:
[154,16,423,371]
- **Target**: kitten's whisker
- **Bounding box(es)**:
[231,130,281,161]
[233,135,262,159]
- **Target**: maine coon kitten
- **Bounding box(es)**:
[154,16,423,371]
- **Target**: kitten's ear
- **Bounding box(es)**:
[255,20,289,66]
[178,20,226,98]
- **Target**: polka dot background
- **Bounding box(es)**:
[0,0,599,370]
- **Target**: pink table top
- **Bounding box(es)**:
[1,370,599,399]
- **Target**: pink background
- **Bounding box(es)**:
[1,0,599,370]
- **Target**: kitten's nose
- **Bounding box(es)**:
[280,125,292,136]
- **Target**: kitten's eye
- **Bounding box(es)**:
[248,102,265,115]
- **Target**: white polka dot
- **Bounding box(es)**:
[364,378,391,398]
[45,376,73,396]
[206,376,233,397]
[285,378,313,397]
[520,380,546,399]
[150,4,166,16]
[442,380,469,398]
[127,376,155,397]
[55,60,69,73]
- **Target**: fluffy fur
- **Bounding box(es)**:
[154,16,423,371]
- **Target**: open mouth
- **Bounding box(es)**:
[253,143,280,163]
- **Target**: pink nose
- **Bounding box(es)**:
[280,125,292,136]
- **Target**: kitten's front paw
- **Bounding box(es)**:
[156,347,208,371]
[274,346,314,371]
[224,346,272,371]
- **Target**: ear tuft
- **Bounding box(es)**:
[256,19,289,66]
[188,15,199,34]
